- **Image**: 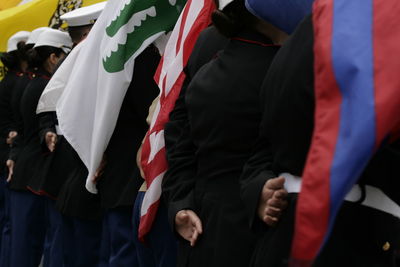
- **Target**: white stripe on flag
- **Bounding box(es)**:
[141,172,165,217]
[139,0,214,240]
[163,1,205,96]
[148,130,165,164]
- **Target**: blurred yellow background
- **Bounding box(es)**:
[0,0,106,79]
[0,0,22,11]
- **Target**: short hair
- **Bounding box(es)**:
[68,24,93,44]
[29,46,66,69]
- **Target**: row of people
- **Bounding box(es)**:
[0,0,399,266]
[0,2,179,266]
[162,0,400,266]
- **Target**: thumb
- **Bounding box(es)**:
[7,166,13,182]
[176,211,189,224]
[267,176,286,190]
[49,143,55,152]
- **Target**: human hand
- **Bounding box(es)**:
[6,131,17,145]
[93,155,107,182]
[258,177,288,226]
[45,132,58,152]
[175,210,203,247]
[6,159,14,182]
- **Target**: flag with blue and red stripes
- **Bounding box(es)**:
[291,0,400,266]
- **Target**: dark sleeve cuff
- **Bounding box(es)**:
[9,146,20,162]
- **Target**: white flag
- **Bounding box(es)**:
[56,0,186,193]
[37,41,84,114]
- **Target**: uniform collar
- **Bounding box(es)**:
[7,69,24,77]
[29,67,52,80]
[232,30,279,47]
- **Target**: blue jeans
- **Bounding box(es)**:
[133,192,178,267]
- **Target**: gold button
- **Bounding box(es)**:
[382,242,390,251]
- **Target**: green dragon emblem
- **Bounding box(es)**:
[103,0,186,73]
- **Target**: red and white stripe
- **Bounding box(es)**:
[139,0,215,241]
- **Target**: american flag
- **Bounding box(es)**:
[139,0,215,241]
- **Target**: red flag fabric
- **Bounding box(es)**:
[291,0,400,265]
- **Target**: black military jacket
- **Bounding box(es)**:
[0,70,23,173]
[10,68,50,191]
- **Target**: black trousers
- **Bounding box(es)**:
[251,194,400,267]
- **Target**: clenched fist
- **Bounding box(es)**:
[45,131,58,152]
[258,177,288,226]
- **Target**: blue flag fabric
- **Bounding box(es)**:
[291,0,400,266]
[245,0,314,34]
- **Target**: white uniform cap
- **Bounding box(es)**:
[34,28,73,54]
[7,31,30,52]
[26,27,51,45]
[60,1,106,27]
[218,0,234,10]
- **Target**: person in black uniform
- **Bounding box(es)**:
[0,32,30,182]
[3,31,49,267]
[7,28,72,267]
[8,29,51,183]
[0,32,30,165]
[162,1,287,266]
[240,15,400,267]
[95,45,160,266]
[133,24,229,267]
[60,2,106,47]
[28,6,105,266]
[0,30,30,267]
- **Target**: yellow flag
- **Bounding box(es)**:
[0,0,107,52]
[0,0,22,11]
[0,0,106,79]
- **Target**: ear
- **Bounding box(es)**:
[49,53,59,65]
